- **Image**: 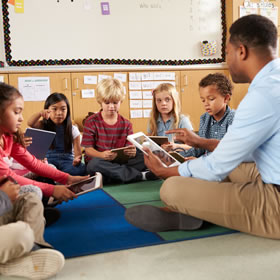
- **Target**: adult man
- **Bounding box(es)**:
[125,14,280,239]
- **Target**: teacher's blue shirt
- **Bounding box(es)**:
[179,58,280,185]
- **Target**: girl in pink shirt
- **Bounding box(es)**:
[0,82,88,202]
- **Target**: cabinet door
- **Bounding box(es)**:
[8,73,71,131]
[0,74,9,84]
[71,72,129,131]
[180,69,229,131]
[229,81,249,109]
[127,71,181,133]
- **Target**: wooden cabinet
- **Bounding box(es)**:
[71,72,129,131]
[8,73,71,131]
[6,69,249,134]
[0,73,9,84]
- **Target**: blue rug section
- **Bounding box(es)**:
[44,189,163,258]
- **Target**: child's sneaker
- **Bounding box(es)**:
[0,248,65,279]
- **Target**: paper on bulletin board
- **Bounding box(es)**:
[15,0,24,13]
[84,75,97,85]
[130,110,143,118]
[143,100,152,108]
[81,89,95,98]
[142,81,154,90]
[129,81,142,90]
[98,74,111,82]
[143,91,153,99]
[129,91,142,99]
[143,109,151,118]
[114,73,127,82]
[239,6,258,17]
[154,72,175,80]
[0,76,4,82]
[141,72,154,81]
[260,7,278,26]
[130,100,142,108]
[18,77,50,101]
[129,73,142,81]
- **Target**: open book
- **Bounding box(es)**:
[25,127,56,159]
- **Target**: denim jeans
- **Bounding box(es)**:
[46,152,87,176]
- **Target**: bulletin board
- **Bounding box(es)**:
[2,0,226,67]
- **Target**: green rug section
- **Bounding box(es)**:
[104,180,163,204]
[104,180,234,241]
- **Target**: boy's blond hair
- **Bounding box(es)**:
[149,83,182,136]
[96,78,125,104]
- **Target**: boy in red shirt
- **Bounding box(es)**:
[82,78,153,184]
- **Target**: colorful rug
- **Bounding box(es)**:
[44,180,235,258]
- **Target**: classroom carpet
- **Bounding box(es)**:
[44,180,236,259]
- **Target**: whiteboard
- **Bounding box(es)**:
[3,0,226,66]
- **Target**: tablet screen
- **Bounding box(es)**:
[68,177,96,194]
[133,135,176,167]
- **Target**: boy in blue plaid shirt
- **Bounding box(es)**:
[180,73,235,159]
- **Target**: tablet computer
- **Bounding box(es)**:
[169,151,185,163]
[111,147,130,164]
[25,127,56,159]
[127,132,180,167]
[148,136,169,146]
[48,172,103,205]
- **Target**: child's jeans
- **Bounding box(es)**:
[46,152,87,176]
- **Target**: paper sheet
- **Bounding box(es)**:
[129,72,142,81]
[143,91,153,99]
[130,100,143,108]
[130,110,143,118]
[129,81,142,90]
[81,89,95,98]
[143,100,152,108]
[84,75,97,85]
[114,73,127,82]
[129,91,142,99]
[18,77,50,101]
[143,109,151,118]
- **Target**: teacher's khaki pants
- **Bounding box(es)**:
[160,163,280,239]
[0,192,49,263]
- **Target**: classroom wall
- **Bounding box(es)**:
[1,0,278,134]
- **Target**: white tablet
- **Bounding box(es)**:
[127,132,180,167]
[48,172,103,205]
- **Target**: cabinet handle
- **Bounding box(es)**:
[183,75,188,86]
[63,78,68,90]
[74,78,79,90]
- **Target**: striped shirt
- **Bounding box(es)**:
[81,111,133,161]
[181,106,235,158]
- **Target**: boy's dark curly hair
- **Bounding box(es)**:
[199,73,233,97]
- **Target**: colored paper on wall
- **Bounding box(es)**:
[101,2,110,15]
[15,0,24,13]
[8,0,15,5]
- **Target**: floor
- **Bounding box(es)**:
[2,232,280,280]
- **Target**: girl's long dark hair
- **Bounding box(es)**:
[43,93,73,153]
[0,82,25,146]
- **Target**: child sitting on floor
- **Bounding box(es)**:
[178,73,235,159]
[82,78,156,184]
[148,83,193,152]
